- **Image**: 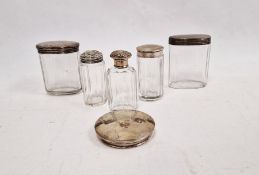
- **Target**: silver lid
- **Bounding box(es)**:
[110,50,132,68]
[169,34,211,45]
[136,44,164,58]
[36,41,79,54]
[95,110,155,148]
[80,50,103,63]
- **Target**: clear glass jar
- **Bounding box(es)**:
[36,41,81,95]
[79,50,107,106]
[168,34,211,89]
[107,50,137,111]
[137,44,164,101]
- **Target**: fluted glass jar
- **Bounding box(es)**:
[36,41,81,95]
[79,50,107,106]
[137,44,164,101]
[169,34,211,89]
[107,50,137,111]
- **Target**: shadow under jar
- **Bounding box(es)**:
[36,41,81,95]
[79,50,107,106]
[137,44,164,101]
[168,34,211,89]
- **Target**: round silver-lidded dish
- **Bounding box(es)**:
[94,110,155,148]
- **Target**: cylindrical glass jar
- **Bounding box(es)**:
[168,34,211,89]
[36,41,81,95]
[137,44,164,101]
[79,50,107,106]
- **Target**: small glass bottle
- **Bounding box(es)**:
[36,41,81,95]
[137,44,164,101]
[107,50,137,111]
[79,50,107,106]
[168,34,211,89]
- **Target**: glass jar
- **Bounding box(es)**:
[79,50,107,106]
[137,44,164,101]
[168,34,211,89]
[107,50,137,111]
[36,41,81,95]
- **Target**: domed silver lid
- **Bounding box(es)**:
[80,50,103,63]
[110,50,132,68]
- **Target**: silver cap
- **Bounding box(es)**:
[110,50,132,68]
[136,44,164,58]
[80,50,103,63]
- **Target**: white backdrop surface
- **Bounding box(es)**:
[0,0,259,175]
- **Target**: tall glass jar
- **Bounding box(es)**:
[168,34,211,89]
[36,41,81,95]
[107,50,137,111]
[137,44,164,101]
[79,50,107,106]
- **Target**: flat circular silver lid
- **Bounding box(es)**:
[169,34,211,45]
[80,50,103,63]
[95,110,155,148]
[136,44,164,58]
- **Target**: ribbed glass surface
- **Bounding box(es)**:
[79,61,107,106]
[39,52,81,95]
[138,56,163,101]
[169,45,211,89]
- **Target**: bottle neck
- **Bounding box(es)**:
[114,59,128,68]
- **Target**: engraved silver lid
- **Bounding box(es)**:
[80,50,103,63]
[36,41,79,54]
[95,110,155,148]
[110,50,132,68]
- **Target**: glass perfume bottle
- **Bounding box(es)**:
[107,50,137,111]
[79,50,107,106]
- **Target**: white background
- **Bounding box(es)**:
[1,0,259,174]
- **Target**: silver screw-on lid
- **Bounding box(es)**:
[80,50,103,63]
[136,44,164,58]
[110,50,132,68]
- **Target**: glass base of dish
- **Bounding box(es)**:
[95,110,155,148]
[46,87,81,95]
[169,80,206,89]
